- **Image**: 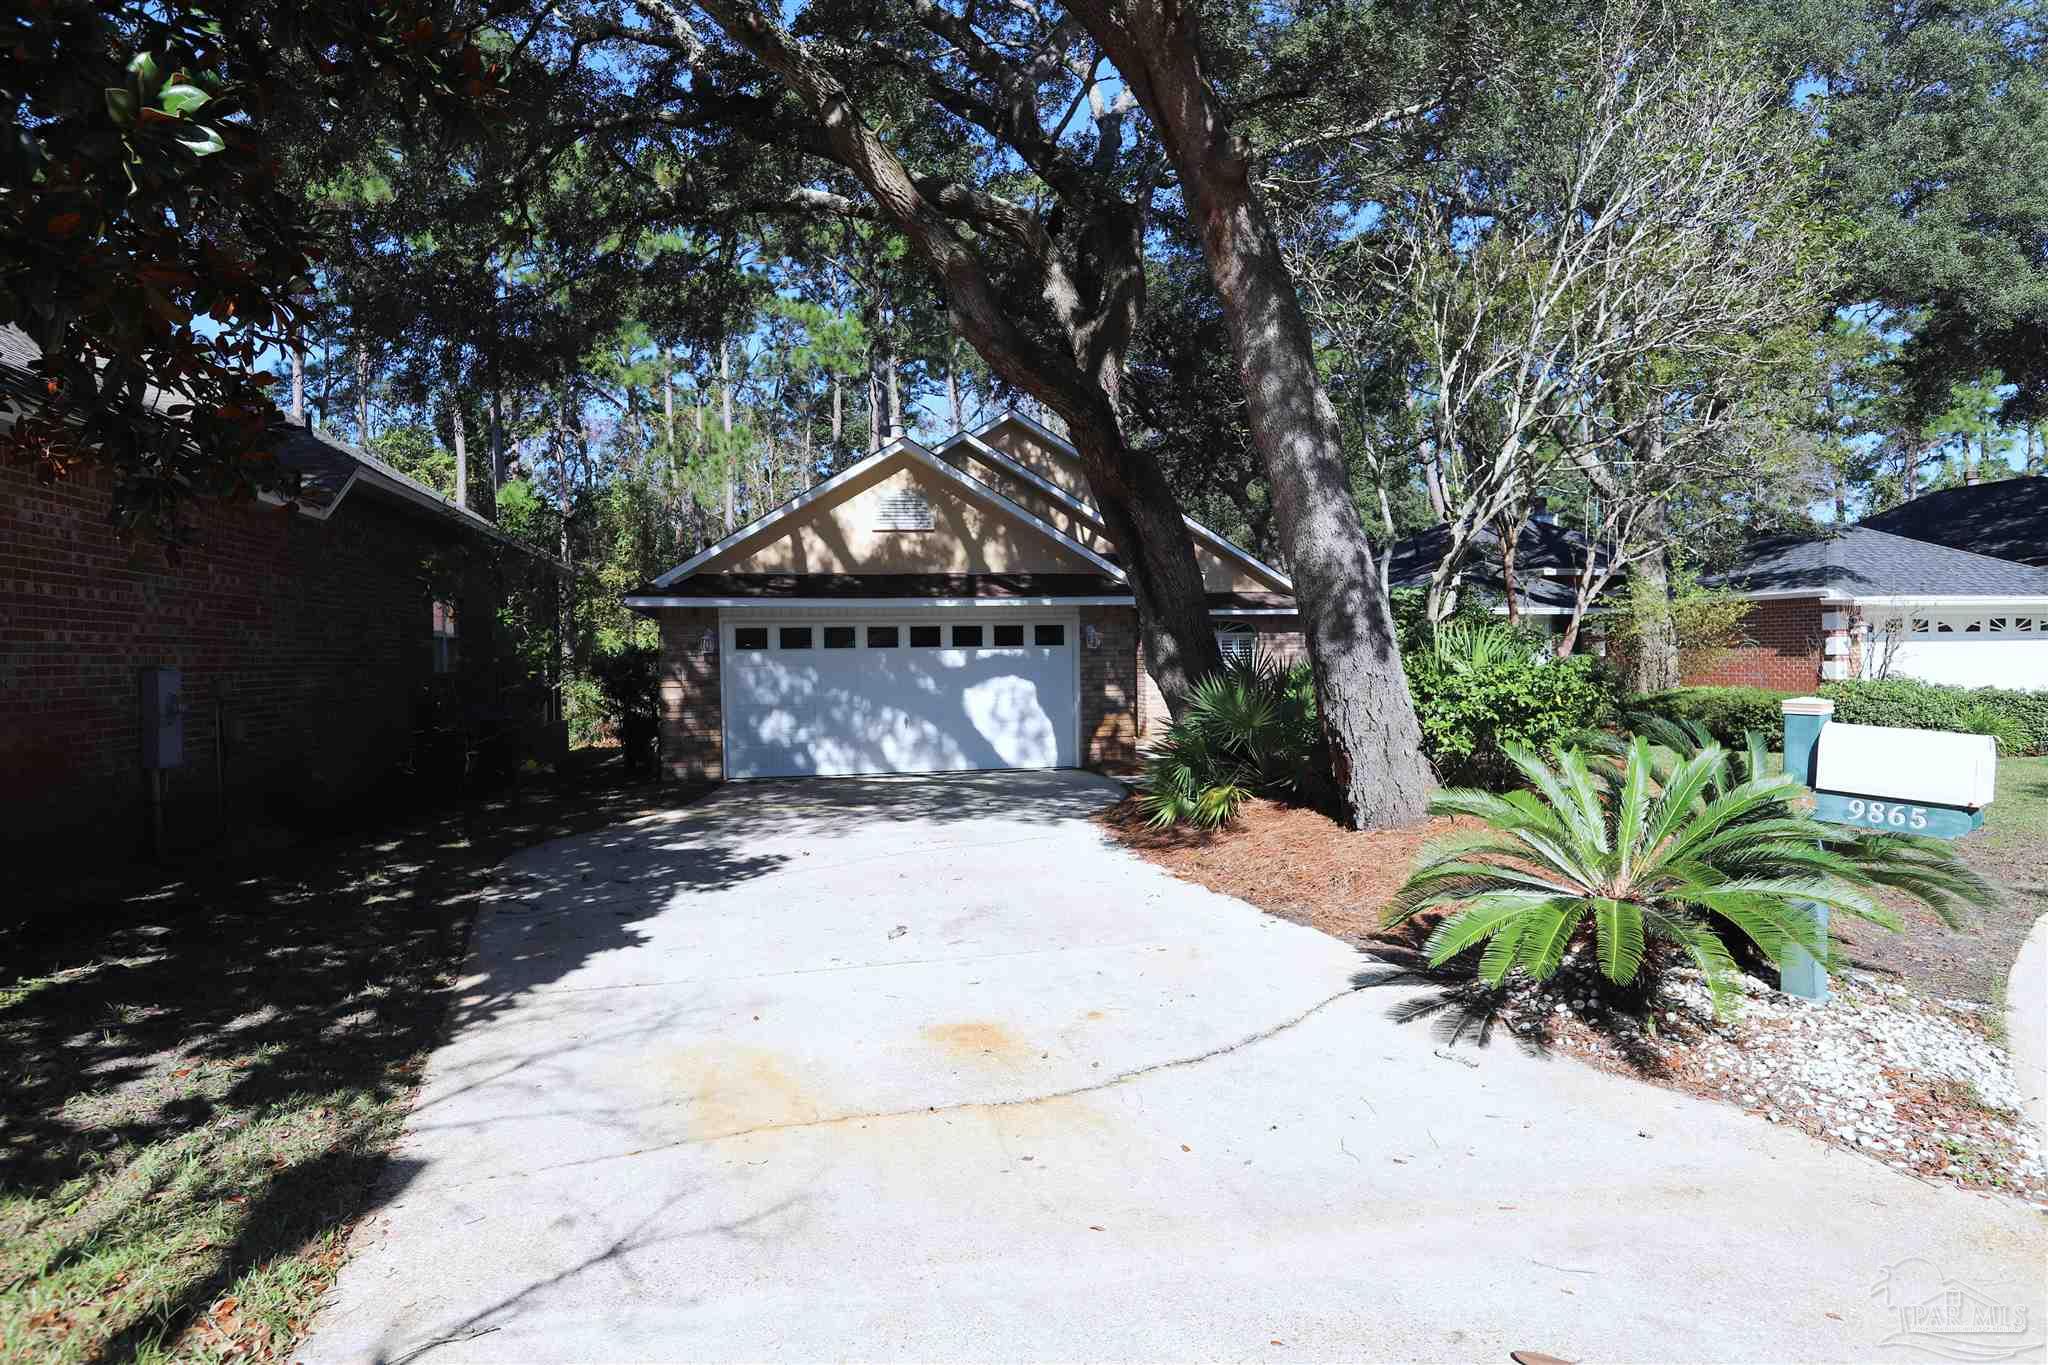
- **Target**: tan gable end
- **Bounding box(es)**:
[701,454,1098,576]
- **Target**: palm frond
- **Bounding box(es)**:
[1593,896,1648,982]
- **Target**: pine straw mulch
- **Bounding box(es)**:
[1093,793,1472,948]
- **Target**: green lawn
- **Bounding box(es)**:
[1826,754,2047,1009]
[1976,754,2047,863]
[0,758,700,1365]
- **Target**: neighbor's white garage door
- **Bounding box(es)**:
[1874,609,2048,689]
[721,610,1080,779]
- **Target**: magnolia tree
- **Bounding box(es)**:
[1,1,502,543]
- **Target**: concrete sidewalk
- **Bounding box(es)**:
[301,772,2047,1364]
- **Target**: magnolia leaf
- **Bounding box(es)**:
[179,126,228,158]
[159,83,211,116]
[127,51,162,93]
[105,87,138,126]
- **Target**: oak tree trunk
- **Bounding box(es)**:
[1061,0,1432,825]
[691,0,1223,711]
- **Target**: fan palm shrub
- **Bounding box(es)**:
[1138,654,1318,828]
[1386,735,1997,1013]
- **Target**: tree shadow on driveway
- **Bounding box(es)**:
[0,756,788,1363]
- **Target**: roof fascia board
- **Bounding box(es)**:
[648,436,1127,587]
[626,594,1138,608]
[651,443,903,586]
[1180,515,1294,591]
[1845,594,2048,608]
[624,596,1309,614]
[953,418,1295,593]
[1722,588,1835,601]
[350,465,566,568]
[937,406,1078,458]
[957,432,1105,526]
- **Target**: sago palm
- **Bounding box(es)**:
[1385,737,1997,1013]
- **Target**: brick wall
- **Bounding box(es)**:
[657,608,723,781]
[1079,605,1139,769]
[1683,598,1825,690]
[1135,616,1307,743]
[0,461,533,862]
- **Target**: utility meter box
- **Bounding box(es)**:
[1814,722,1997,811]
[139,666,183,769]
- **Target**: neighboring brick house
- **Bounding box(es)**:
[1,330,565,859]
[1696,526,2048,690]
[623,411,1301,781]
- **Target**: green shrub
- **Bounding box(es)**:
[1626,686,1793,748]
[1819,679,2048,755]
[1406,647,1611,789]
[594,644,664,771]
[1956,704,2031,756]
[1388,734,1996,1014]
[1387,586,1499,657]
[563,675,607,748]
[1434,620,1528,674]
[1139,656,1317,828]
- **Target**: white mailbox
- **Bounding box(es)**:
[1813,722,1996,810]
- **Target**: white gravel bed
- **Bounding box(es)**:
[1492,956,2046,1206]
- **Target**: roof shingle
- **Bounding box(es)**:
[1858,477,2048,567]
[1705,526,2048,598]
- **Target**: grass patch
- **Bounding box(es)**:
[0,756,700,1364]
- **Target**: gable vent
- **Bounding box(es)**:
[875,489,935,531]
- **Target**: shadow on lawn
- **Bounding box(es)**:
[0,752,782,1362]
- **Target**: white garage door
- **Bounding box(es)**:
[722,611,1081,779]
[1874,610,2048,689]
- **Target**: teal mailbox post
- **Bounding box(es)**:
[1778,696,1997,1002]
[1780,698,1835,1002]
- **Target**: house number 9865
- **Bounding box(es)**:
[1844,799,1927,829]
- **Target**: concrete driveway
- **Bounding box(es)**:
[304,772,2046,1364]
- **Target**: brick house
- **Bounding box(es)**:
[624,412,1302,781]
[1,330,565,859]
[1695,524,2048,690]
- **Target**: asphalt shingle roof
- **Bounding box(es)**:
[1705,526,2048,599]
[1858,477,2048,567]
[1383,519,1601,611]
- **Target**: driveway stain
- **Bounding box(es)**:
[664,1044,820,1137]
[923,1020,1034,1066]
